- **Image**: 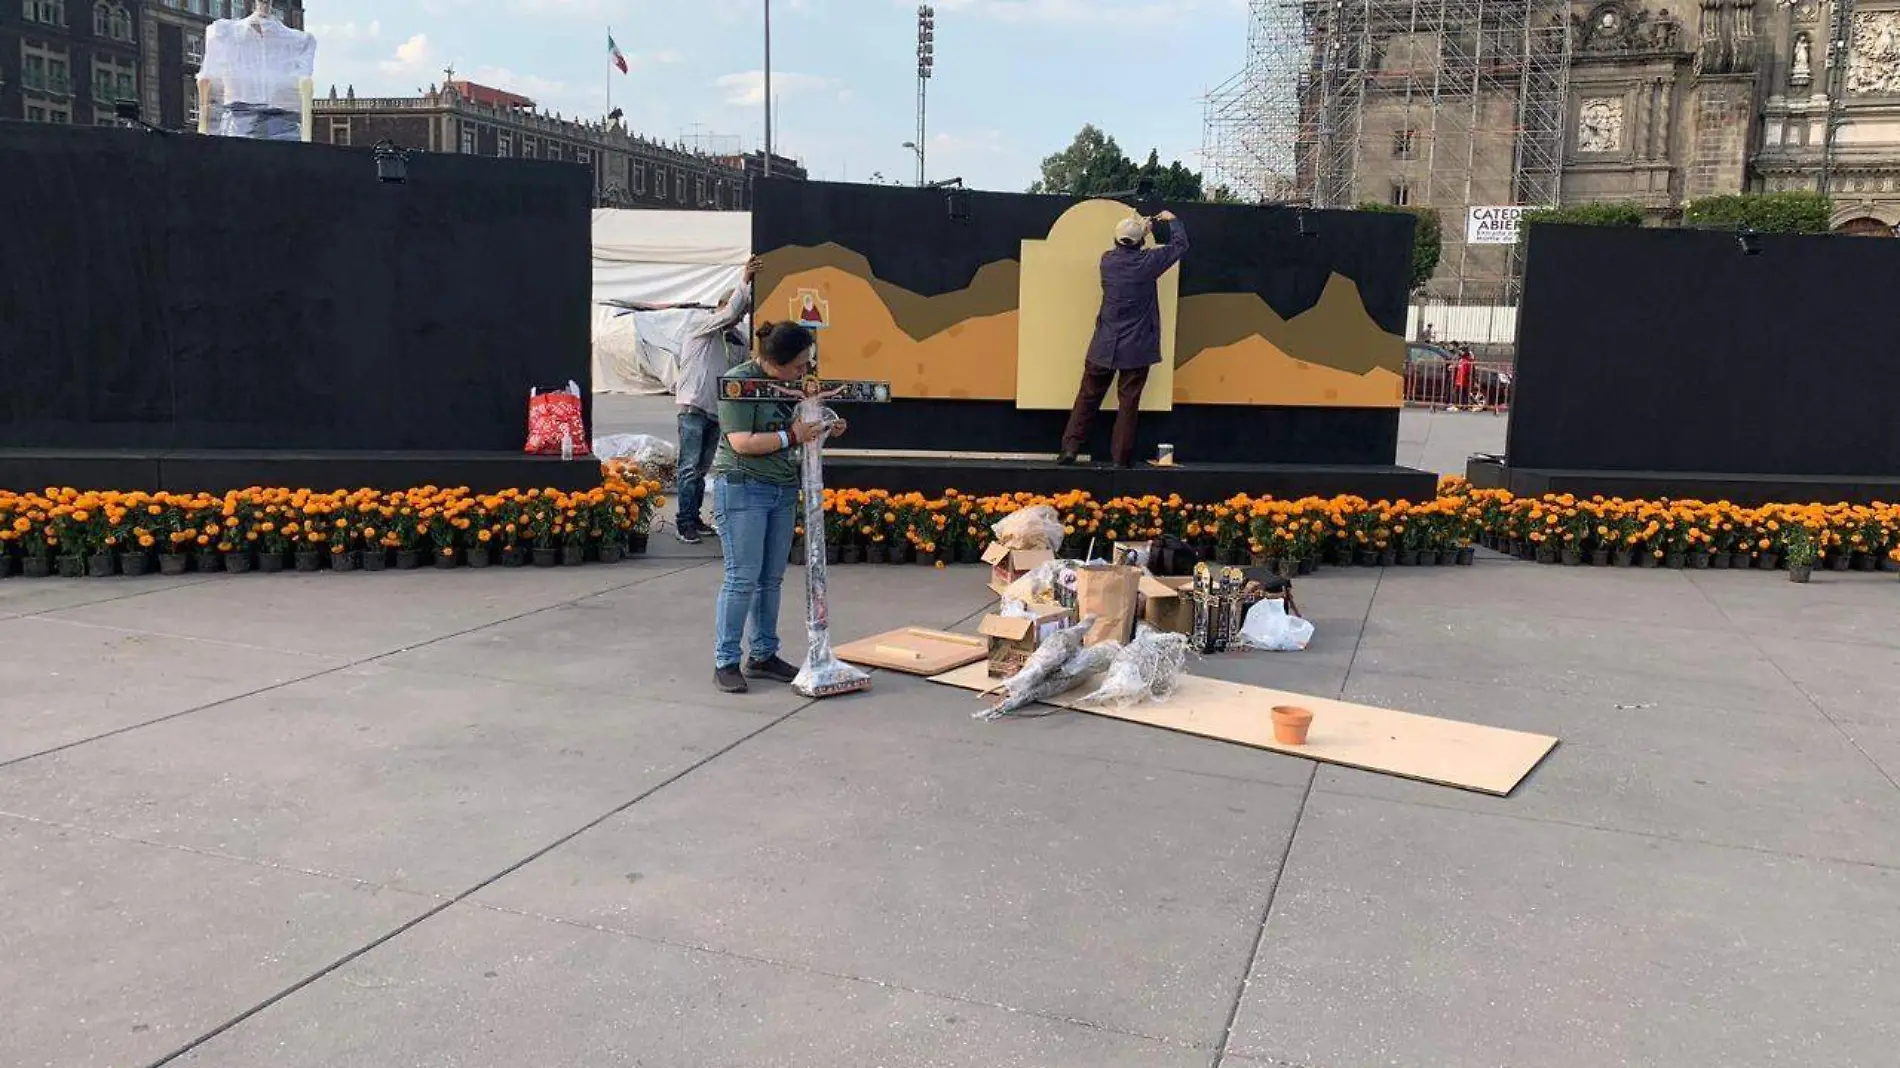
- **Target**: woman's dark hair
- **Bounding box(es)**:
[759,321,815,367]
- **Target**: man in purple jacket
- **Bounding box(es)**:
[1058,210,1188,467]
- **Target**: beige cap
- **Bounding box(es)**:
[1114,216,1148,245]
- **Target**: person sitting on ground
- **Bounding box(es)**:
[709,320,846,694]
[1058,209,1188,468]
[672,256,761,544]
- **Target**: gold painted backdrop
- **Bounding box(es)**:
[754,197,1404,409]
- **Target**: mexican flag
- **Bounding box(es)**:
[608,34,628,74]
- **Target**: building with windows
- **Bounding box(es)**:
[312,80,804,210]
[1,1,303,127]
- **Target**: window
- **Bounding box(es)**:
[655,166,667,198]
[694,176,705,206]
[674,169,686,203]
[185,32,204,67]
[631,160,646,194]
[460,125,476,153]
[26,2,68,26]
[522,135,537,158]
[1393,128,1415,160]
[111,6,131,41]
[23,42,72,96]
[1390,181,1411,207]
[330,119,350,145]
[94,57,136,103]
[185,89,199,127]
[26,104,48,122]
[577,148,591,167]
[497,134,513,158]
[95,1,110,36]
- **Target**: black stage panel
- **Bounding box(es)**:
[0,124,590,458]
[839,399,1401,468]
[0,450,601,495]
[822,455,1438,503]
[1509,225,1900,478]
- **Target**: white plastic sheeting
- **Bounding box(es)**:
[591,209,752,395]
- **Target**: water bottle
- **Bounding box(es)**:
[560,429,574,461]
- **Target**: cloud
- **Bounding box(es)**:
[309,19,380,43]
[714,70,843,107]
[469,66,569,101]
[379,33,434,75]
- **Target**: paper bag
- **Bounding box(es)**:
[1073,564,1141,646]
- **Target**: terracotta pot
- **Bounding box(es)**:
[1271,705,1314,746]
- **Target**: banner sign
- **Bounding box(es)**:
[1466,205,1531,245]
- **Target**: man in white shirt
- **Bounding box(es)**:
[674,256,760,543]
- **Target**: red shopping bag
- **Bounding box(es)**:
[525,380,591,457]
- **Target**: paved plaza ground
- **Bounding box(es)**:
[5,409,1898,1067]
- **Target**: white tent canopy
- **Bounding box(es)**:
[591,209,752,395]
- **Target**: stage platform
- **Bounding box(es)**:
[823,453,1438,501]
[0,450,602,495]
[1469,458,1900,506]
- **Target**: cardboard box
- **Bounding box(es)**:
[1142,575,1195,635]
[977,602,1075,677]
[983,544,1056,594]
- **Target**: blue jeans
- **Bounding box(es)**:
[713,476,798,668]
[676,407,720,534]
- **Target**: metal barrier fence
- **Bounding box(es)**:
[1408,304,1519,347]
[1402,360,1514,413]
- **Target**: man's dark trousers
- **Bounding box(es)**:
[1060,363,1149,465]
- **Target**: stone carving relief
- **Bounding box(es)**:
[1789,0,1819,23]
[1569,3,1683,53]
[1847,11,1900,95]
[1577,97,1626,153]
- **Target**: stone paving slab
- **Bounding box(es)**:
[0,663,773,897]
[0,614,343,765]
[473,715,1304,1048]
[175,904,1208,1068]
[1226,792,1900,1068]
[0,815,432,1068]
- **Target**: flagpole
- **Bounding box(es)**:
[606,25,613,122]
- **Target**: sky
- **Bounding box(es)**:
[304,0,1254,192]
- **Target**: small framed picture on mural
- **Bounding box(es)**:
[793,288,831,330]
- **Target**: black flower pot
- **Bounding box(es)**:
[1589,549,1610,567]
[1759,552,1780,570]
[1357,549,1379,567]
[1298,558,1316,576]
[1456,547,1477,566]
[1710,552,1731,570]
[1664,552,1686,570]
[887,544,909,565]
[1330,547,1355,567]
[467,547,492,569]
[295,550,322,573]
[628,533,649,555]
[1275,559,1300,580]
[561,545,585,567]
[257,551,288,573]
[332,550,362,573]
[1612,549,1634,568]
[1397,549,1419,566]
[1881,555,1899,572]
[956,545,980,565]
[498,546,523,568]
[1217,547,1243,566]
[119,552,152,577]
[1379,548,1397,566]
[0,555,10,580]
[434,550,460,569]
[1687,552,1710,570]
[56,555,84,579]
[1560,549,1582,567]
[1853,552,1877,572]
[595,543,620,565]
[362,549,389,572]
[1789,564,1813,584]
[1535,546,1558,564]
[158,553,190,577]
[1829,554,1851,572]
[1732,554,1754,570]
[396,550,423,570]
[866,545,888,564]
[827,543,843,565]
[86,553,116,578]
[789,540,804,565]
[222,550,251,574]
[842,545,864,564]
[24,556,53,578]
[1637,552,1659,568]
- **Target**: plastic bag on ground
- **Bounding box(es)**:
[992,504,1065,553]
[1233,598,1315,652]
[592,433,679,486]
[1078,626,1191,710]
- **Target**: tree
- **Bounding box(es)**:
[1356,203,1442,292]
[1029,125,1218,201]
[1683,191,1832,232]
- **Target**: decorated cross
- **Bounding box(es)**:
[717,365,892,699]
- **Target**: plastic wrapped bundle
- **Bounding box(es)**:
[1006,558,1083,604]
[979,634,1122,720]
[991,504,1065,554]
[790,400,870,698]
[200,15,317,141]
[974,616,1094,720]
[1078,626,1191,710]
[592,433,680,487]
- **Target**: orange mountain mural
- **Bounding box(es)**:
[759,266,1018,400]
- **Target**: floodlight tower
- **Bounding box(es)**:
[915,5,935,187]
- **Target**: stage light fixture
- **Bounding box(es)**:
[373,140,411,184]
[114,98,172,135]
[1736,227,1761,255]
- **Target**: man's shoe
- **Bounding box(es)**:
[744,655,800,683]
[714,665,748,693]
[674,524,703,545]
[1055,453,1078,466]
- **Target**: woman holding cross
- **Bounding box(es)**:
[709,321,847,694]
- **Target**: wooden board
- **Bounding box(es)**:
[928,662,1558,796]
[837,628,989,676]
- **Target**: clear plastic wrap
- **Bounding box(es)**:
[975,617,1102,720]
[991,504,1065,553]
[1078,625,1191,710]
[791,400,871,698]
[200,15,317,141]
[591,433,679,487]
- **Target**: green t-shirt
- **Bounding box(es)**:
[712,361,801,485]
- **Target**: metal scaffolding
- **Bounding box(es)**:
[1204,0,1572,303]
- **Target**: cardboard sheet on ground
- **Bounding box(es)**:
[836,628,989,676]
[927,662,1557,796]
